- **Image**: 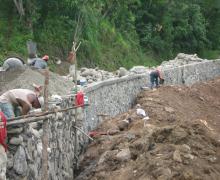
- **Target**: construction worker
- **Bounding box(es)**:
[150,67,164,89]
[2,57,25,71]
[0,89,43,119]
[28,55,49,69]
[27,54,38,65]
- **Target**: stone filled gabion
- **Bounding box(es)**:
[6,98,85,180]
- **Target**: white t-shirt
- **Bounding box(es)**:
[0,89,36,107]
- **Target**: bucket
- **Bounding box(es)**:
[75,92,84,106]
[80,79,87,86]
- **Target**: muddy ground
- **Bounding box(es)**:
[76,77,220,180]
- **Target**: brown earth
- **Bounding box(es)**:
[75,77,220,180]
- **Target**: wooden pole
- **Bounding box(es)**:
[74,126,94,141]
[7,104,89,122]
[74,43,78,169]
[42,69,49,180]
[69,41,81,170]
[7,115,52,126]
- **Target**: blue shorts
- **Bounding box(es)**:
[0,102,15,119]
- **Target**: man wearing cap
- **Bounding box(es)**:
[0,89,43,119]
[28,55,49,69]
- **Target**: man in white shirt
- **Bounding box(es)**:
[0,89,43,119]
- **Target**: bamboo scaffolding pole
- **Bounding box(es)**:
[6,115,52,126]
[7,104,89,122]
[42,69,49,180]
[74,126,94,141]
[97,114,109,117]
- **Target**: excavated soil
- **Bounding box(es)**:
[76,77,220,180]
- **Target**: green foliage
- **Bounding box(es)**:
[0,0,219,70]
[36,15,75,59]
[0,17,33,64]
[199,50,220,60]
[135,1,209,58]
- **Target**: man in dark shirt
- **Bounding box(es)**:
[150,68,164,89]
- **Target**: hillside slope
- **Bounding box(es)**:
[76,77,220,180]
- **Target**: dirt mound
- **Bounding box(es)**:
[0,68,74,95]
[76,77,220,180]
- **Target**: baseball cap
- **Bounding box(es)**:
[42,55,49,61]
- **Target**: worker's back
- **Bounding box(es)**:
[33,58,47,69]
[0,89,35,107]
[28,54,49,69]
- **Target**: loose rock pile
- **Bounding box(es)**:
[80,67,116,83]
[161,53,209,69]
[67,53,212,84]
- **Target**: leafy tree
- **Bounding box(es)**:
[0,0,219,68]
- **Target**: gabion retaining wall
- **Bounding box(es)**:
[83,60,220,134]
[6,98,87,180]
[6,59,220,180]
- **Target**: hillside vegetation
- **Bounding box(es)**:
[0,0,220,70]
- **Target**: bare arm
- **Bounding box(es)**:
[158,70,163,79]
[16,99,31,115]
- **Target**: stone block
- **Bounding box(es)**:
[13,146,27,176]
[7,127,23,134]
[9,136,23,145]
[116,148,131,161]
